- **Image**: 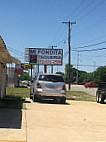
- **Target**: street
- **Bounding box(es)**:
[66,84,97,96]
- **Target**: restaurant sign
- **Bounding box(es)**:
[25,48,63,65]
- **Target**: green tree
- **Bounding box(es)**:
[93,66,106,83]
[18,72,31,81]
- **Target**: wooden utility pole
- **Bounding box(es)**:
[76,50,79,85]
[62,21,76,90]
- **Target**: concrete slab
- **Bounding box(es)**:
[0,109,26,142]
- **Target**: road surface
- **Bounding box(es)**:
[66,84,97,96]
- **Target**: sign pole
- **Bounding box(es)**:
[44,65,47,73]
[31,64,32,80]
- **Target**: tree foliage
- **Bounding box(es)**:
[64,64,106,84]
[18,72,31,81]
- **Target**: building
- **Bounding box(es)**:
[0,36,20,99]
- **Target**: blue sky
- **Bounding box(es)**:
[0,0,106,73]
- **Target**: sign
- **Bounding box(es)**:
[30,55,37,63]
[25,48,63,65]
[15,68,23,74]
[24,64,34,69]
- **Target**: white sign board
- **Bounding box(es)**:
[25,48,63,65]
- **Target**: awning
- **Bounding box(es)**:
[0,36,21,65]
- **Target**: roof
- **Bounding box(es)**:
[0,36,21,65]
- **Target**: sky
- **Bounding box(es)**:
[0,0,106,73]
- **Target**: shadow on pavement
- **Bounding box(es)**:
[37,99,70,105]
[0,109,22,129]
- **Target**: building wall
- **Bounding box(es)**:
[0,63,6,99]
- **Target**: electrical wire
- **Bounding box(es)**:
[7,46,24,55]
[73,0,96,20]
[76,0,105,21]
[64,0,85,21]
[79,47,106,52]
[73,34,106,47]
[74,40,106,49]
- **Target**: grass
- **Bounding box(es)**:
[67,91,96,102]
[0,87,30,109]
[0,87,96,109]
[6,87,30,98]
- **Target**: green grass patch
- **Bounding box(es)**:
[0,87,30,109]
[6,87,30,98]
[67,91,96,102]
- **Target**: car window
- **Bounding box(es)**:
[39,75,64,82]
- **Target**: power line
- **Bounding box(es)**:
[64,0,85,21]
[7,48,24,57]
[7,46,24,55]
[73,0,96,20]
[76,0,105,21]
[74,40,106,49]
[79,47,106,52]
[74,34,106,47]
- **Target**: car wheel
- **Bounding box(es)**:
[99,94,104,104]
[30,89,33,99]
[96,92,99,103]
[60,98,66,104]
[33,94,38,102]
[54,98,60,104]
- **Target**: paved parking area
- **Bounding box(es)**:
[0,98,106,142]
[25,99,106,142]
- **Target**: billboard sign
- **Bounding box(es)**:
[25,48,63,65]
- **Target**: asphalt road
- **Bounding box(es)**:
[66,84,97,96]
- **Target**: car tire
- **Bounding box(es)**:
[60,98,66,104]
[30,89,33,99]
[99,94,104,104]
[96,92,99,103]
[33,94,38,102]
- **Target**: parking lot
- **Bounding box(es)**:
[0,98,106,142]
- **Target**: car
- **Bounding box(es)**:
[30,73,66,104]
[84,82,98,88]
[96,82,106,103]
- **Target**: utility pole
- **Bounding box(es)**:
[62,21,76,90]
[76,51,79,85]
[50,45,57,73]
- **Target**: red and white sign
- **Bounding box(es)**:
[25,48,63,65]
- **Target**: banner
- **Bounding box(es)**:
[25,48,63,65]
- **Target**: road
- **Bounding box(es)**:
[66,84,97,96]
[25,99,106,142]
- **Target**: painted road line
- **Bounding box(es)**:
[0,140,26,142]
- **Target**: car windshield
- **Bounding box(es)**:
[39,75,64,82]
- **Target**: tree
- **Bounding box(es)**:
[93,66,106,83]
[18,72,31,81]
[64,64,87,84]
[56,71,64,76]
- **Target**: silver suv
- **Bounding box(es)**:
[30,73,66,103]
